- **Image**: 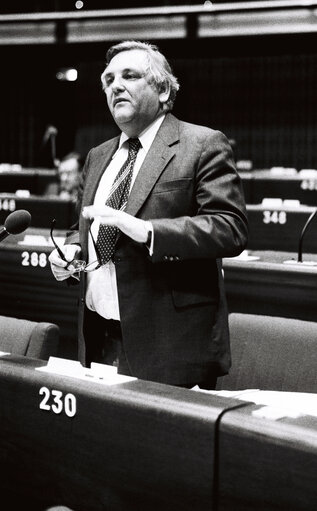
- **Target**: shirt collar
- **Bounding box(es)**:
[118,113,166,154]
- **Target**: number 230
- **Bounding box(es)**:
[39,386,76,417]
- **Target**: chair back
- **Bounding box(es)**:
[0,315,59,360]
[216,313,317,393]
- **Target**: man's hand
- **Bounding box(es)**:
[48,244,81,281]
[82,205,151,244]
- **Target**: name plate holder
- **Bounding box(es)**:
[36,356,136,385]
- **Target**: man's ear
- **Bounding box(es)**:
[158,80,171,105]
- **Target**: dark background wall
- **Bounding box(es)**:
[1,32,317,170]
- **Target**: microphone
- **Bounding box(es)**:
[42,125,59,168]
[42,125,58,145]
[297,208,317,263]
[284,208,317,266]
[0,210,32,242]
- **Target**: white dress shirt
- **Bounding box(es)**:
[85,114,165,320]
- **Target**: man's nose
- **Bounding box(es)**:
[112,75,125,91]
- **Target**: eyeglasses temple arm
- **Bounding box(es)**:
[50,219,68,262]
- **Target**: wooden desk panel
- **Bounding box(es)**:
[246,205,317,252]
[240,169,317,206]
[0,355,242,511]
[0,193,76,229]
[1,357,316,511]
[218,404,317,511]
[0,229,79,357]
[223,250,317,321]
[0,168,57,194]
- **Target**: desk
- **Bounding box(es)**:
[218,403,317,511]
[240,169,317,206]
[0,228,79,358]
[246,204,317,252]
[223,250,317,321]
[0,193,76,229]
[0,355,243,511]
[2,231,317,354]
[0,167,58,194]
[1,356,316,511]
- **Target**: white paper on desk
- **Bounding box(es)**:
[229,250,260,262]
[247,390,317,418]
[192,387,317,419]
[18,235,49,246]
[192,387,260,399]
[36,356,136,385]
[18,235,64,247]
[36,357,83,377]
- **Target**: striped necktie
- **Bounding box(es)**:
[96,138,141,265]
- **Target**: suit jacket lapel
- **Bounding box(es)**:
[83,136,120,207]
[125,113,180,217]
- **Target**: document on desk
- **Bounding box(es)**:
[192,387,317,420]
[36,356,136,385]
[18,234,59,246]
[228,249,260,262]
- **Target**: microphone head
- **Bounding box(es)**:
[47,125,58,136]
[4,209,32,234]
[42,125,58,144]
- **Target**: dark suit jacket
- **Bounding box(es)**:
[66,113,248,386]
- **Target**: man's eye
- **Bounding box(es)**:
[105,76,114,86]
[124,73,139,80]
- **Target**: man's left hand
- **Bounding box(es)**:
[82,205,151,244]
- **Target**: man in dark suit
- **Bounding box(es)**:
[49,40,248,389]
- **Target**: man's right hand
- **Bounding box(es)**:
[48,244,81,281]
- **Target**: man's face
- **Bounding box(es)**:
[103,49,164,136]
[59,158,79,193]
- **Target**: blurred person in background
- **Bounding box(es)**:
[45,152,82,200]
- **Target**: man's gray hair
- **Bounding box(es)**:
[101,40,180,111]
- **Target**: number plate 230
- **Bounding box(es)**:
[39,386,77,417]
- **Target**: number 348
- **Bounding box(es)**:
[39,386,77,417]
[263,210,287,225]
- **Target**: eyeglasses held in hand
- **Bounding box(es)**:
[50,218,101,274]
